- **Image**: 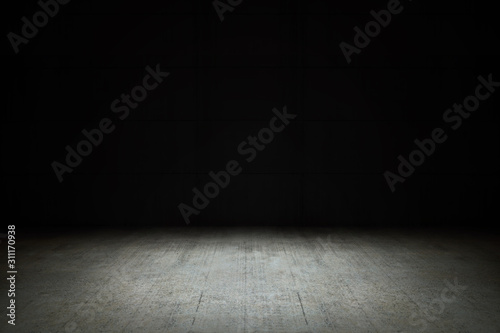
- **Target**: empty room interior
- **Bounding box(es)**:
[2,0,500,332]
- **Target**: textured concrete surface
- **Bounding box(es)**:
[2,228,500,333]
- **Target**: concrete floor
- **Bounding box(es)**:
[2,228,500,333]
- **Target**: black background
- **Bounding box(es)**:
[2,0,499,230]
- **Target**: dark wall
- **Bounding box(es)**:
[2,0,499,229]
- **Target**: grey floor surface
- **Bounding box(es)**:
[1,228,499,333]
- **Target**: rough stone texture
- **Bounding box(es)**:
[2,228,499,332]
